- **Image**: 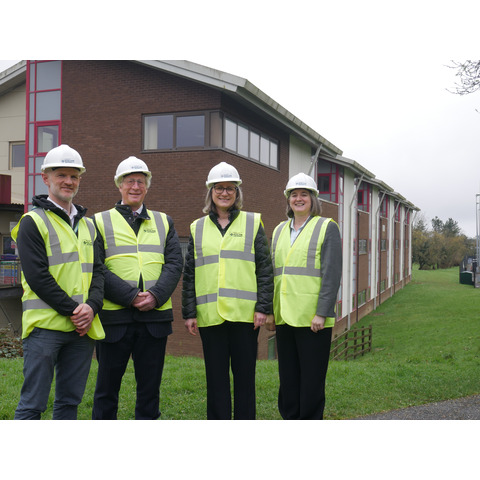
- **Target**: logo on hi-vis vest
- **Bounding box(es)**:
[229,232,243,237]
[144,228,156,233]
[83,240,93,246]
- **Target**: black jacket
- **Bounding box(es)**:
[94,202,183,326]
[15,195,104,317]
[182,209,274,320]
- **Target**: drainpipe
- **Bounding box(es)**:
[374,191,386,310]
[308,144,323,176]
[348,173,364,330]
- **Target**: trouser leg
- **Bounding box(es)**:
[92,329,133,420]
[131,324,168,420]
[199,323,232,420]
[53,332,94,420]
[276,324,332,420]
[14,328,58,420]
[296,327,332,420]
[276,324,301,420]
[229,322,258,420]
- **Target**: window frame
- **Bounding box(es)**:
[10,142,25,169]
[142,110,280,170]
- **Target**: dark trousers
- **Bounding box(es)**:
[92,323,168,420]
[199,321,259,420]
[276,324,332,420]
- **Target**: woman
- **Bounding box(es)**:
[182,162,274,420]
[270,172,342,420]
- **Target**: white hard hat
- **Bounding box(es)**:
[114,156,152,187]
[206,162,242,189]
[284,172,319,197]
[41,144,86,174]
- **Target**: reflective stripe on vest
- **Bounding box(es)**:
[272,217,327,278]
[12,209,104,340]
[192,212,260,326]
[95,208,171,311]
[272,216,335,328]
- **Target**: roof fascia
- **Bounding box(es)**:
[0,61,27,96]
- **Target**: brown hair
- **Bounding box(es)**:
[285,190,322,218]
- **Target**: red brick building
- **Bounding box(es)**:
[0,60,418,359]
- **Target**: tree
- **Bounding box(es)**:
[431,216,444,234]
[412,214,470,270]
[442,218,461,237]
[447,61,480,96]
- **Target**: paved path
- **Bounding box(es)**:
[353,394,480,420]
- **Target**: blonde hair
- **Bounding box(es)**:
[203,186,244,214]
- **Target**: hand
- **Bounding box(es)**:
[185,318,198,336]
[265,314,276,332]
[253,312,267,330]
[71,303,94,336]
[132,291,157,311]
[311,315,326,333]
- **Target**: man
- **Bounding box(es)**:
[92,156,183,420]
[12,144,105,420]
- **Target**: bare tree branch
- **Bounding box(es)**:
[446,60,480,95]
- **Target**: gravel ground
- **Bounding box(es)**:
[353,394,480,420]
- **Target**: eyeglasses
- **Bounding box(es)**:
[124,178,146,187]
[213,185,237,194]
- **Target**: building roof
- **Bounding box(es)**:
[134,60,343,157]
[0,61,26,96]
[1,59,418,210]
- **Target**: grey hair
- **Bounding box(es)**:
[203,185,244,214]
[286,190,322,218]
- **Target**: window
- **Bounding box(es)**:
[394,201,401,221]
[358,290,367,307]
[358,183,370,212]
[10,143,25,168]
[317,160,339,203]
[318,175,330,193]
[144,113,205,150]
[380,239,387,251]
[143,111,279,170]
[26,61,63,209]
[37,125,59,153]
[359,239,367,255]
[380,195,388,218]
[224,116,278,169]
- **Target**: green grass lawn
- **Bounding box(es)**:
[1,266,479,420]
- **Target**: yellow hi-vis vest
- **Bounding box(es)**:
[11,209,105,340]
[272,216,336,328]
[192,211,261,327]
[94,208,171,311]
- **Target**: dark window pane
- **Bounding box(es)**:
[12,144,25,168]
[318,175,330,193]
[177,115,205,147]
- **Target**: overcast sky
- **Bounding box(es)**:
[2,0,479,237]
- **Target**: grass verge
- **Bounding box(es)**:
[1,266,479,420]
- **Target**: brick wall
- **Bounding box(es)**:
[60,60,291,358]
